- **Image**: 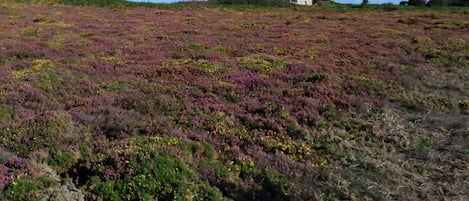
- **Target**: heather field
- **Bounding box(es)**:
[0,2,468,201]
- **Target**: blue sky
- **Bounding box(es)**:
[128,0,401,4]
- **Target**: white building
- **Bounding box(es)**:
[290,0,314,5]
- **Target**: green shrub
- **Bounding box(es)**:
[415,136,437,154]
[47,149,75,173]
[0,111,74,156]
[0,106,16,122]
[211,161,230,179]
[3,176,42,201]
[379,3,398,11]
[97,81,129,94]
[263,169,291,198]
[194,59,225,74]
[90,151,226,201]
[31,73,61,93]
[85,137,228,201]
[238,54,286,73]
[20,27,40,37]
[200,142,217,159]
[185,43,205,52]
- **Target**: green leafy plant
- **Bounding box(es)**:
[0,106,16,122]
[3,176,42,201]
[97,81,129,94]
[238,54,286,73]
[47,149,75,173]
[83,137,228,201]
[416,136,437,154]
[20,27,40,37]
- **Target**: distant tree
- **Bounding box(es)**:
[408,0,426,5]
[362,0,369,5]
[427,0,448,5]
[427,0,469,6]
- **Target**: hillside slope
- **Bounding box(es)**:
[0,2,468,200]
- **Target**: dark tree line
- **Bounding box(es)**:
[427,0,469,6]
[404,0,469,6]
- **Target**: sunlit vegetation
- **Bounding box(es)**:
[0,1,468,200]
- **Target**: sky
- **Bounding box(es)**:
[128,0,401,4]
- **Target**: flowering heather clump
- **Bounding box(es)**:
[225,72,266,90]
[0,156,30,190]
[0,164,8,190]
[0,1,468,201]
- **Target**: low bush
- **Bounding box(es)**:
[75,137,229,201]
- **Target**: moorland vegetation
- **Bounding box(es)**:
[0,0,468,200]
